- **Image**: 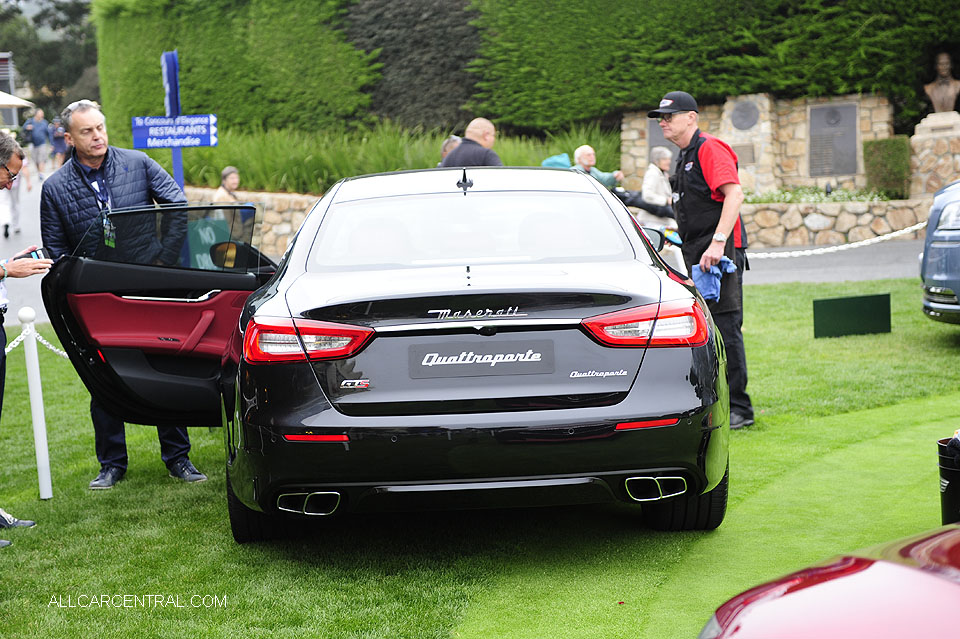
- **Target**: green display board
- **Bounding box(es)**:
[813,293,891,338]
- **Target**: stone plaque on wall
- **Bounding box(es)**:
[809,104,857,176]
[732,144,755,165]
[731,101,759,130]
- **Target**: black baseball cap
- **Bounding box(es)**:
[647,91,699,117]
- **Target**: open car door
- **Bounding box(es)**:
[41,203,278,428]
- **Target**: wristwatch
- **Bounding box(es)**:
[712,231,727,243]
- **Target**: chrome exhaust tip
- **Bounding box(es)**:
[303,491,341,516]
[624,476,688,502]
[276,491,341,516]
[276,492,309,514]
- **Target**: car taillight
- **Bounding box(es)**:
[243,317,375,363]
[582,299,708,347]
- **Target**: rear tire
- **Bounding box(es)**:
[645,467,728,531]
[226,471,277,543]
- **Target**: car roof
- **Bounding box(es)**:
[334,166,600,202]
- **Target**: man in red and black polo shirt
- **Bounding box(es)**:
[648,91,754,429]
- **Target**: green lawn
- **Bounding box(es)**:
[1,277,956,638]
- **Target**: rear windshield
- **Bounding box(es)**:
[307,192,635,271]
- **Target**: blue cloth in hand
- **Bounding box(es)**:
[692,256,737,301]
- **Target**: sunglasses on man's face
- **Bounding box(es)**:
[657,111,689,123]
[0,163,18,183]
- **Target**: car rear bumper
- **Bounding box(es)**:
[228,405,727,515]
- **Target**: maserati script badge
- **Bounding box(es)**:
[427,306,527,320]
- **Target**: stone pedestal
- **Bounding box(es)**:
[910,111,960,196]
[914,111,960,136]
[718,94,776,194]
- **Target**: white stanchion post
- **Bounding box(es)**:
[18,307,53,500]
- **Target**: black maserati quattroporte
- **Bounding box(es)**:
[42,167,730,543]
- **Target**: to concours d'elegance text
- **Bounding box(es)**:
[49,594,227,609]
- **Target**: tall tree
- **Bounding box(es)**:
[2,0,97,115]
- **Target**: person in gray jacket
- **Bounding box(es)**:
[40,99,205,490]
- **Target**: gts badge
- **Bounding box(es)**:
[340,379,370,389]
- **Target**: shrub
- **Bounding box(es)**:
[112,121,622,194]
[94,1,960,134]
[744,187,889,204]
[863,136,911,199]
[345,0,480,130]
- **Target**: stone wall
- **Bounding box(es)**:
[186,185,930,256]
[184,186,318,260]
[719,94,776,194]
[775,94,893,191]
[741,197,931,248]
[621,93,893,193]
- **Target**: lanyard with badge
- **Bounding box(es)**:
[89,175,116,248]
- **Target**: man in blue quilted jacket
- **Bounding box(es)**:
[40,99,205,490]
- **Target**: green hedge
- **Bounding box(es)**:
[345,0,480,130]
[864,136,911,199]
[469,0,960,131]
[94,1,960,141]
[92,0,378,130]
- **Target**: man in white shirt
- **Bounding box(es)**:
[0,133,54,548]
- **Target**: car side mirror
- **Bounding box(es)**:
[641,227,666,251]
[210,241,277,272]
[211,241,239,269]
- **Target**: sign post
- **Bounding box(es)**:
[161,50,183,189]
[138,50,219,189]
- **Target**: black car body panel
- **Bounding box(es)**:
[43,170,730,539]
[42,204,276,426]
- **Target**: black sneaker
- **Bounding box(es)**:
[0,539,10,549]
[168,458,207,483]
[730,411,755,430]
[89,466,125,490]
[0,508,34,528]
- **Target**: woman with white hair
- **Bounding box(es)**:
[635,146,686,275]
[641,146,675,219]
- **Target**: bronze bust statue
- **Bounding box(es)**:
[924,52,960,113]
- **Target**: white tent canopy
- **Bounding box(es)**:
[0,90,34,109]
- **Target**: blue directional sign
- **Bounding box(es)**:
[131,114,219,149]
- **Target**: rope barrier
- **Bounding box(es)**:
[748,220,928,260]
[4,322,70,359]
[34,331,70,359]
[4,329,27,355]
